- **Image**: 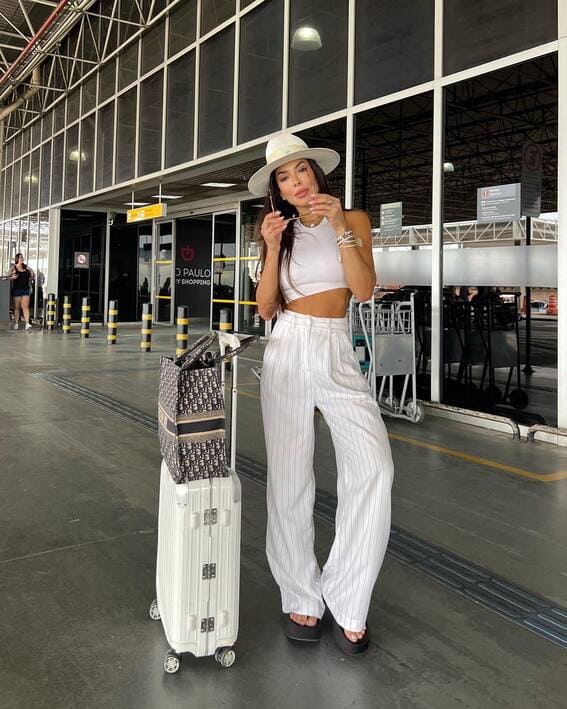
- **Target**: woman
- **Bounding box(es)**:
[249,133,394,655]
[9,253,34,330]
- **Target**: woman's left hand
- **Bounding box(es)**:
[308,194,347,235]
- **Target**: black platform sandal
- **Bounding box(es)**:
[328,612,369,655]
[285,614,322,642]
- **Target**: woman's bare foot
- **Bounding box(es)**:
[290,613,318,627]
[344,629,366,642]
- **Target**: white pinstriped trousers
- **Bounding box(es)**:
[260,310,394,632]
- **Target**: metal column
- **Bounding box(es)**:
[558,4,567,428]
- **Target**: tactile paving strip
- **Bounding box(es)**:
[32,371,567,650]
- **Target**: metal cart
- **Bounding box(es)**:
[350,293,424,424]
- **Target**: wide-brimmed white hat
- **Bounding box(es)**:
[247,131,340,196]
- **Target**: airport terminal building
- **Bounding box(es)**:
[0,0,565,427]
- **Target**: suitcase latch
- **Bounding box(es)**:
[204,508,218,525]
[202,563,217,580]
[201,617,215,633]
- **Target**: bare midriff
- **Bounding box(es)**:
[284,287,351,318]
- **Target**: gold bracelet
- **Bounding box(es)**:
[337,230,362,261]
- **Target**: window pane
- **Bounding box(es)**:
[43,110,53,140]
[444,0,557,75]
[141,19,165,75]
[99,59,116,103]
[54,100,65,133]
[200,0,235,36]
[67,88,80,125]
[12,160,21,215]
[22,128,30,155]
[355,0,434,104]
[288,0,348,125]
[166,52,195,167]
[96,102,115,189]
[29,149,40,212]
[40,141,51,208]
[31,120,41,149]
[240,0,257,8]
[119,41,139,90]
[82,74,97,115]
[5,165,12,218]
[52,134,64,203]
[198,26,234,156]
[139,71,163,175]
[65,124,79,200]
[169,0,197,56]
[117,88,136,182]
[79,114,95,195]
[238,0,283,143]
[20,155,29,214]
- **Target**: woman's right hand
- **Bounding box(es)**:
[261,211,287,252]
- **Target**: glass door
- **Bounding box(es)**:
[154,220,174,324]
[210,212,236,330]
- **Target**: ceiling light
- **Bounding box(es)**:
[151,194,183,199]
[201,182,238,188]
[69,149,87,162]
[291,26,322,51]
[443,161,455,173]
[124,201,150,207]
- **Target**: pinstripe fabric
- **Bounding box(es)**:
[261,310,394,632]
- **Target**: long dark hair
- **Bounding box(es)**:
[255,159,332,308]
[14,253,26,269]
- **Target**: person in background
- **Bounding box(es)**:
[9,253,35,330]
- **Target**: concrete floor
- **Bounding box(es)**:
[1,324,566,708]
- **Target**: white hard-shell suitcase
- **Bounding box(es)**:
[149,332,243,674]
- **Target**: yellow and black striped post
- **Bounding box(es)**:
[176,305,189,357]
[219,307,232,332]
[62,295,72,334]
[107,300,118,345]
[141,303,152,352]
[46,293,56,330]
[81,297,91,339]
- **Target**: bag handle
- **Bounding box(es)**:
[213,335,257,366]
[176,333,217,369]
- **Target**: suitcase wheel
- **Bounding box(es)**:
[215,647,236,668]
[149,599,161,621]
[163,649,181,674]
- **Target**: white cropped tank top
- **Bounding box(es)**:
[279,218,348,303]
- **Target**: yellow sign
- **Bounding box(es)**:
[127,203,167,223]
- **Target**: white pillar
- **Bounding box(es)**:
[430,0,444,402]
[558,4,567,428]
[46,208,61,298]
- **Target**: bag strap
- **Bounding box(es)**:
[213,335,258,366]
[176,333,217,368]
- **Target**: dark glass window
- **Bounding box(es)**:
[169,0,197,56]
[40,141,51,208]
[79,114,95,195]
[20,155,29,214]
[117,88,137,182]
[240,0,257,8]
[99,59,117,103]
[29,149,40,211]
[54,100,65,133]
[166,52,195,167]
[82,74,97,114]
[141,19,165,75]
[444,0,557,75]
[139,71,163,175]
[51,134,64,203]
[21,128,30,156]
[355,0,434,104]
[96,102,115,189]
[288,0,348,125]
[67,88,80,125]
[198,26,234,156]
[43,110,53,140]
[31,120,41,149]
[65,124,79,200]
[119,41,139,90]
[238,0,283,143]
[201,0,235,36]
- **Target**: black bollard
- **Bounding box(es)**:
[176,305,189,357]
[141,303,152,352]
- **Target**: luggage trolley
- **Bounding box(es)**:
[350,293,424,424]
